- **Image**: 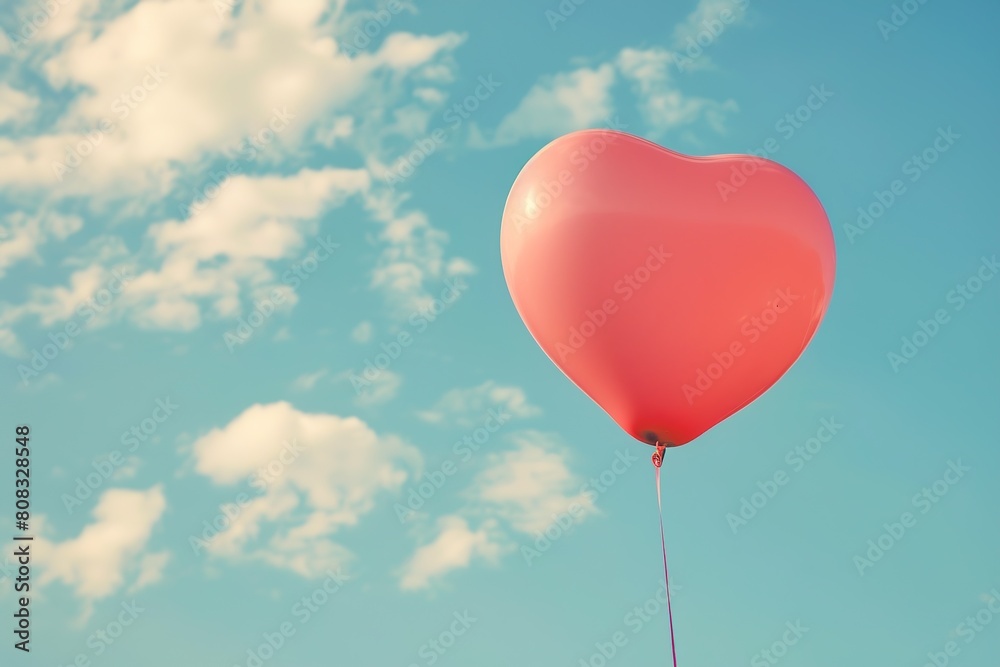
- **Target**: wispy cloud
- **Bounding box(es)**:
[470,431,596,535]
[292,369,329,392]
[398,516,505,591]
[671,0,750,54]
[472,36,743,148]
[471,64,616,147]
[617,47,738,135]
[398,431,595,590]
[0,211,82,277]
[351,320,374,343]
[355,369,403,406]
[417,381,541,427]
[0,84,39,125]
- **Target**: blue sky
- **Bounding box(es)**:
[1,0,998,665]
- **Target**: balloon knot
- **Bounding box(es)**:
[651,441,666,468]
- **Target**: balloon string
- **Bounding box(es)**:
[653,443,679,667]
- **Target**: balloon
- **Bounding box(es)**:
[500,130,836,447]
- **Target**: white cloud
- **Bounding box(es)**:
[127,551,171,593]
[314,115,355,148]
[397,431,597,589]
[477,64,616,147]
[0,0,475,346]
[398,516,504,591]
[0,85,39,125]
[376,32,465,70]
[364,190,476,316]
[355,369,402,407]
[476,41,740,147]
[0,197,467,356]
[617,47,737,135]
[61,234,130,268]
[671,0,749,51]
[0,168,365,342]
[0,262,131,338]
[292,369,328,392]
[418,381,540,427]
[471,432,596,535]
[0,211,83,277]
[0,0,465,195]
[351,320,374,343]
[37,486,167,603]
[112,456,141,480]
[413,87,447,105]
[131,167,366,330]
[192,402,421,578]
[0,328,23,357]
[1,0,102,48]
[151,168,368,264]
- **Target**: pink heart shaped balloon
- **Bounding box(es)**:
[501,130,835,447]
